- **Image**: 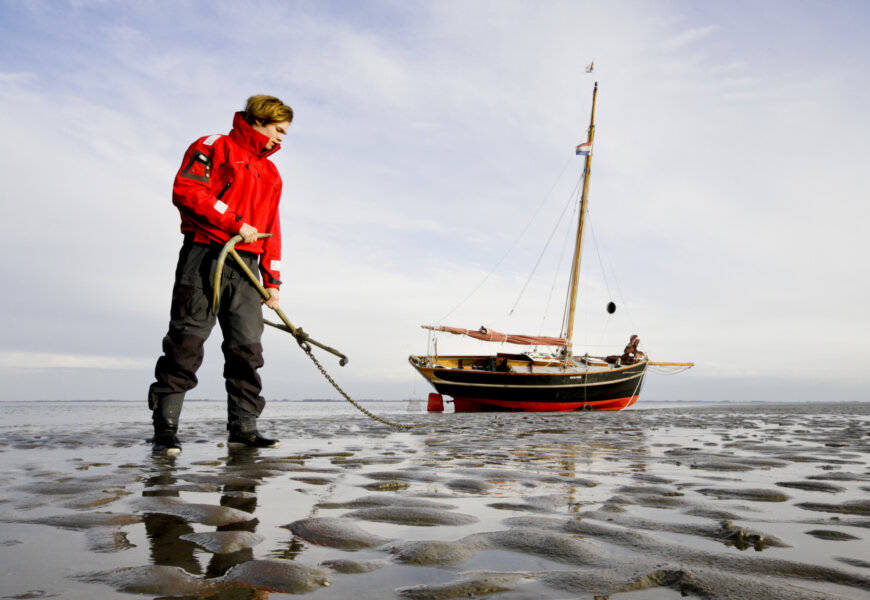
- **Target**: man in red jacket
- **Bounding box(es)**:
[148,95,293,455]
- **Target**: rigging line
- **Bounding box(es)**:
[586,210,640,348]
[594,217,638,335]
[649,364,692,375]
[509,172,584,317]
[586,211,615,352]
[587,212,613,300]
[435,155,575,324]
[539,189,579,336]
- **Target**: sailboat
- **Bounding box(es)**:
[409,83,692,412]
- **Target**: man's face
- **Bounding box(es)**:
[252,120,290,150]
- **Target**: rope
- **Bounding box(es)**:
[436,155,575,324]
[216,234,423,430]
[647,362,694,375]
[510,172,583,317]
[539,193,576,337]
[587,212,613,303]
[586,211,638,336]
[634,361,648,396]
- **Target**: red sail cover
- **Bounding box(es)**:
[428,325,567,346]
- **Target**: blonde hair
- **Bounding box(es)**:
[242,95,293,126]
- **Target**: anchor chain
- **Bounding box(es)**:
[213,234,424,430]
[299,341,424,430]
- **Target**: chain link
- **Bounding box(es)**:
[300,343,424,430]
[214,235,415,426]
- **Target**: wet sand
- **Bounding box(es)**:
[1,401,869,599]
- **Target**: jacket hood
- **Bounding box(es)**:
[229,112,281,158]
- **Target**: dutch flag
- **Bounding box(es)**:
[575,142,592,156]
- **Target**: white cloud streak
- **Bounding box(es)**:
[0,351,150,370]
[663,24,719,50]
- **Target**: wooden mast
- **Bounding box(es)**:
[564,82,598,357]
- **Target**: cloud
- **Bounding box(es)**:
[1,0,868,402]
[663,24,719,50]
[0,351,150,370]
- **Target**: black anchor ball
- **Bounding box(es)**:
[606,301,617,314]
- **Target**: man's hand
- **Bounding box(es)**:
[239,223,258,244]
[264,288,280,309]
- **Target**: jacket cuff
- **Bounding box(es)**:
[260,264,282,288]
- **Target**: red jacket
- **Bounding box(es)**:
[172,112,283,288]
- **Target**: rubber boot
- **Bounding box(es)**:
[227,414,280,449]
[152,394,184,455]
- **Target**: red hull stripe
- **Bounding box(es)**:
[451,395,639,413]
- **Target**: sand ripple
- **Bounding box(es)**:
[2,401,869,599]
[78,565,221,596]
[284,516,389,549]
[134,497,255,526]
[222,558,330,593]
[179,530,264,553]
[344,506,478,526]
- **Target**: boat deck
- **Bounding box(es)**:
[410,353,623,375]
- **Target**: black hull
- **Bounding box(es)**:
[410,356,647,412]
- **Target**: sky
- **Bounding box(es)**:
[1,0,868,404]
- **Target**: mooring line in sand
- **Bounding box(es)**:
[300,343,424,430]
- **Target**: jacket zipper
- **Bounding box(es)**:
[216,179,233,200]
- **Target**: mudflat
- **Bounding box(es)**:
[1,401,869,599]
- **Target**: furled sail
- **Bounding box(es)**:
[423,325,567,347]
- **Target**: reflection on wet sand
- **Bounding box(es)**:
[141,450,273,598]
[0,402,868,599]
[143,464,202,577]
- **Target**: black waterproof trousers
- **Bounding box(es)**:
[148,237,266,433]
